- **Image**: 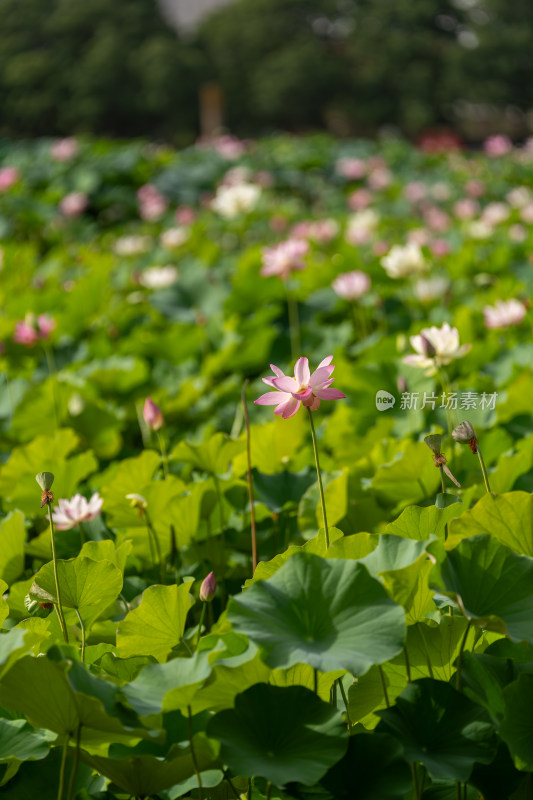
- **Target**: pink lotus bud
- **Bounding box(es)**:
[199,571,216,603]
[143,397,164,431]
[37,314,56,339]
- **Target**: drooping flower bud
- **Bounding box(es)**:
[452,421,477,453]
[199,571,216,603]
[143,397,164,431]
[424,434,442,454]
[126,493,148,511]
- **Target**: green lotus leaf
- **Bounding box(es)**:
[30,556,123,628]
[123,652,213,716]
[229,552,405,675]
[385,502,463,541]
[440,535,533,641]
[377,678,497,781]
[207,684,348,787]
[320,732,412,799]
[0,511,25,586]
[500,674,533,771]
[80,734,220,796]
[446,491,533,555]
[116,580,194,662]
[0,654,150,746]
[0,717,53,762]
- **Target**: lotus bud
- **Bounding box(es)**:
[143,397,164,431]
[199,571,216,603]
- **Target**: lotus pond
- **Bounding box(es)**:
[0,134,532,799]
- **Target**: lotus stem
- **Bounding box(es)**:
[306,408,329,549]
[57,737,68,800]
[188,705,203,800]
[456,621,472,692]
[477,446,492,494]
[157,431,169,479]
[337,679,353,734]
[75,608,85,663]
[47,502,68,643]
[242,380,258,575]
[196,603,207,650]
[66,725,82,800]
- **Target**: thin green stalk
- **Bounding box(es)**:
[242,381,258,574]
[248,777,253,799]
[338,679,353,734]
[286,286,300,361]
[66,725,82,800]
[144,509,165,585]
[266,782,272,800]
[157,431,169,479]
[378,665,390,708]
[188,705,203,800]
[306,408,329,549]
[75,608,85,663]
[47,502,68,643]
[404,646,411,683]
[456,780,461,800]
[224,774,241,799]
[456,621,472,692]
[477,446,492,494]
[196,603,207,650]
[411,762,420,800]
[57,737,69,800]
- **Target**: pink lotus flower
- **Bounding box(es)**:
[347,188,373,211]
[13,314,56,346]
[52,493,103,530]
[60,192,88,218]
[336,157,367,180]
[143,397,164,431]
[261,239,308,280]
[254,356,346,419]
[0,166,19,192]
[453,198,479,219]
[13,322,38,346]
[332,271,371,300]
[483,299,527,329]
[37,314,56,338]
[137,184,168,221]
[175,206,196,226]
[403,323,471,376]
[484,135,512,157]
[51,138,78,161]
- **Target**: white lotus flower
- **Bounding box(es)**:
[160,227,189,250]
[139,266,178,289]
[403,322,471,376]
[52,493,103,530]
[483,299,527,329]
[210,183,261,218]
[113,235,153,256]
[414,276,450,303]
[381,243,426,279]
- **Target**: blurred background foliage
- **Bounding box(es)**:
[1,0,532,143]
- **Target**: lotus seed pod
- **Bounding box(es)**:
[452,421,476,444]
[424,434,442,454]
[36,472,55,491]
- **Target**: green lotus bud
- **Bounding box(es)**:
[36,472,55,491]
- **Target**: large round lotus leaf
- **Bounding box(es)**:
[376,678,497,781]
[441,535,533,642]
[0,717,53,762]
[228,552,405,675]
[500,673,533,771]
[320,732,411,800]
[207,684,348,787]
